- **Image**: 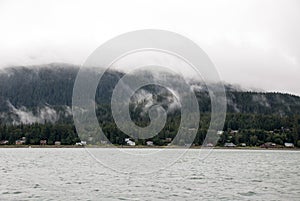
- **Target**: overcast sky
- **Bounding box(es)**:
[0,0,299,95]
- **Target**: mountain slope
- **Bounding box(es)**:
[0,63,299,124]
[0,63,299,146]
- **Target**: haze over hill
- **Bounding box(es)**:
[0,63,299,125]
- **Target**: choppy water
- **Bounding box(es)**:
[0,148,299,201]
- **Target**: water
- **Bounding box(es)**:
[0,148,299,200]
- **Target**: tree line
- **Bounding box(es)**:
[1,112,299,147]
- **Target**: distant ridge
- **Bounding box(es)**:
[0,63,299,124]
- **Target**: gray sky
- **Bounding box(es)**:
[0,0,299,95]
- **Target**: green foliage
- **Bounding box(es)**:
[0,110,299,146]
[0,123,78,145]
[0,64,300,147]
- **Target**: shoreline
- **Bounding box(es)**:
[0,145,299,150]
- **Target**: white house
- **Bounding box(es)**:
[240,143,246,147]
[0,140,9,145]
[75,141,87,146]
[126,140,136,146]
[146,141,153,146]
[284,142,294,148]
[204,143,214,147]
[224,142,236,147]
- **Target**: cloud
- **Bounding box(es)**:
[0,0,299,95]
[7,101,60,124]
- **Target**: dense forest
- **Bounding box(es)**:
[0,63,299,147]
[1,113,299,147]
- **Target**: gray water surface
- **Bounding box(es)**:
[0,148,299,200]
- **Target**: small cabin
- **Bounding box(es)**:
[15,140,25,145]
[40,140,47,145]
[284,142,294,148]
[240,143,247,147]
[224,142,236,147]
[165,138,172,143]
[146,141,154,146]
[204,143,214,147]
[0,140,9,145]
[126,140,135,146]
[260,142,276,148]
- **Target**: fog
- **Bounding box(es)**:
[0,0,299,95]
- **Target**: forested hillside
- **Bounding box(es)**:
[0,63,299,146]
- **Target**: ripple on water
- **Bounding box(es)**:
[251,179,262,183]
[238,191,256,196]
[1,149,299,200]
[189,176,204,180]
